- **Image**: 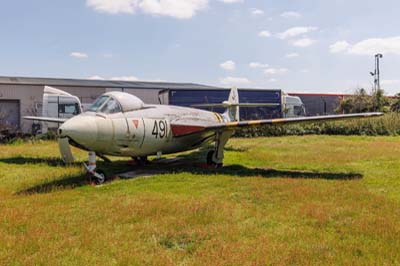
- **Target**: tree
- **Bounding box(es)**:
[337,88,391,114]
[372,89,389,112]
[390,93,400,112]
[338,88,373,114]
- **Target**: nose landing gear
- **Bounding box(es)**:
[83,151,107,185]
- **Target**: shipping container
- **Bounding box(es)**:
[159,89,284,120]
[288,93,345,116]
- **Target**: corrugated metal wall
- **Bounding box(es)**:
[0,100,20,130]
[0,84,42,133]
[122,88,161,104]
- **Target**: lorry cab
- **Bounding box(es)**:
[283,95,306,118]
[41,86,83,134]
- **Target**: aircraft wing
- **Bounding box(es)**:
[171,112,383,137]
[24,116,68,123]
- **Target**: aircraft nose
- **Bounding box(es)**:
[59,116,97,145]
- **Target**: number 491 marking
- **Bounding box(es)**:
[152,120,167,139]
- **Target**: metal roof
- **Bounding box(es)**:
[0,76,221,90]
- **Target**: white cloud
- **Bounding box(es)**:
[264,68,288,75]
[220,60,236,71]
[87,0,208,19]
[330,37,400,56]
[258,30,271,38]
[382,80,400,86]
[86,0,139,14]
[70,52,88,59]
[291,38,316,47]
[219,0,243,3]
[269,78,277,82]
[220,76,250,85]
[250,8,264,16]
[329,41,350,53]
[349,37,400,55]
[280,11,301,19]
[249,62,269,68]
[103,53,114,58]
[143,78,167,82]
[88,75,141,81]
[278,26,318,39]
[111,76,139,81]
[286,53,299,58]
[88,75,105,80]
[381,80,400,94]
[139,0,208,19]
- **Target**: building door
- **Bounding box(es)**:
[0,100,20,130]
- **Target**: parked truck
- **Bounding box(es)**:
[39,86,83,134]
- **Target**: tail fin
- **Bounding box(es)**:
[224,87,239,122]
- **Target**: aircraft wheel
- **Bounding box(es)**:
[88,170,107,185]
[206,150,215,165]
[215,163,224,169]
[206,151,224,168]
[134,156,149,166]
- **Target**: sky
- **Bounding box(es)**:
[1,0,400,94]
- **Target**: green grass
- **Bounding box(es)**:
[1,136,400,265]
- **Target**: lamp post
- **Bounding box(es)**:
[370,54,383,94]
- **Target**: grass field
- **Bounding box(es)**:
[1,136,400,265]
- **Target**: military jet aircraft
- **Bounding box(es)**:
[25,87,382,184]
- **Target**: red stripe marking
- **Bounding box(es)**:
[171,125,205,137]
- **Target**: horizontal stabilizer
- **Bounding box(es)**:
[24,116,68,124]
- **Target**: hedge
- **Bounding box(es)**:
[235,113,400,137]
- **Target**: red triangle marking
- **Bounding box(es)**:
[133,120,139,129]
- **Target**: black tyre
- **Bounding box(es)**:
[207,150,215,165]
[215,163,224,169]
[135,156,149,166]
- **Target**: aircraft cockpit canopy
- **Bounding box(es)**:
[88,92,144,114]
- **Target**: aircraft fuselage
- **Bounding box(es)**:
[59,104,224,157]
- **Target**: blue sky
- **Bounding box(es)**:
[1,0,400,94]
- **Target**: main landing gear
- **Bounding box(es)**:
[206,150,223,168]
[83,151,107,185]
[132,156,149,166]
[206,130,234,168]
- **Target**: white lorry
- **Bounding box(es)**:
[40,86,83,134]
[282,94,306,118]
